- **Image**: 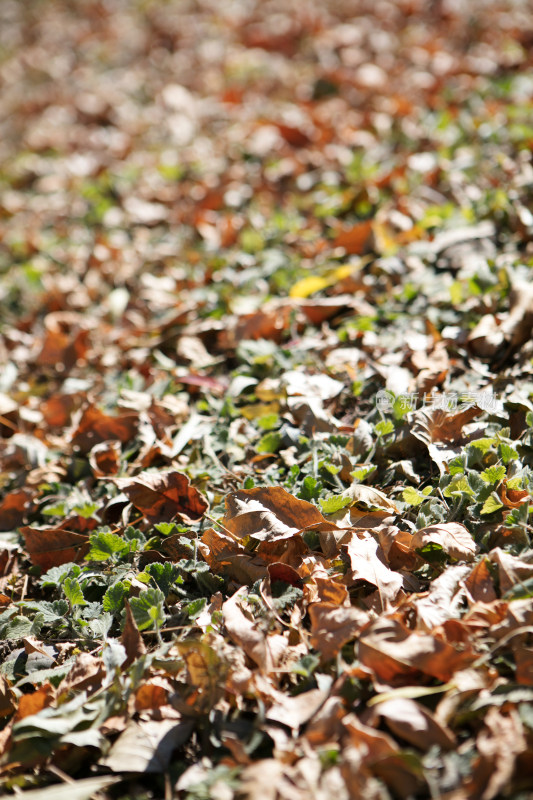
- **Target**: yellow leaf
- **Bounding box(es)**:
[289,275,331,298]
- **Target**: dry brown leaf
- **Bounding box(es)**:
[60,653,105,698]
[111,469,208,524]
[121,601,147,668]
[135,678,170,711]
[88,440,122,477]
[100,718,194,773]
[266,561,303,586]
[333,219,373,254]
[464,558,498,603]
[468,281,533,361]
[309,602,370,662]
[410,522,477,562]
[221,486,328,542]
[377,526,422,572]
[500,481,530,508]
[36,311,91,372]
[0,675,16,718]
[343,531,405,607]
[358,618,475,685]
[15,683,55,721]
[266,687,327,730]
[514,645,533,685]
[20,520,92,570]
[70,403,139,454]
[313,575,349,604]
[467,707,526,800]
[199,527,268,584]
[222,587,273,672]
[489,547,533,595]
[373,698,456,751]
[0,489,34,531]
[412,565,470,631]
[342,714,423,799]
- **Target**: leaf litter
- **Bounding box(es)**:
[1,0,533,797]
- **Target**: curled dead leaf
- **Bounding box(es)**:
[221,486,328,542]
[111,469,208,524]
[410,522,477,562]
[309,602,370,662]
[358,618,475,684]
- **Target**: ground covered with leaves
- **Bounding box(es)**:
[2,0,533,797]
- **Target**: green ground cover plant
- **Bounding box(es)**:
[1,0,533,797]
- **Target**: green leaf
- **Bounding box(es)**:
[72,502,100,519]
[129,588,166,632]
[320,494,352,514]
[467,438,495,455]
[480,492,504,515]
[103,582,129,614]
[402,487,425,506]
[144,562,181,597]
[448,456,466,476]
[298,476,320,501]
[443,475,475,498]
[350,464,376,481]
[256,431,282,454]
[88,530,127,561]
[154,522,178,536]
[18,600,69,625]
[375,420,394,436]
[257,413,280,430]
[63,578,87,608]
[499,442,518,464]
[2,615,34,639]
[185,597,207,620]
[480,465,506,484]
[40,563,80,588]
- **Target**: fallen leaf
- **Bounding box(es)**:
[4,777,119,800]
[333,220,373,254]
[267,561,303,586]
[343,532,405,607]
[220,486,328,542]
[0,675,16,717]
[111,470,208,524]
[61,653,105,697]
[358,618,475,684]
[88,440,122,477]
[373,697,456,751]
[70,404,139,454]
[99,718,193,773]
[266,688,327,730]
[467,707,526,800]
[20,521,92,570]
[15,683,55,721]
[309,602,370,662]
[464,558,498,603]
[199,527,268,584]
[0,489,34,531]
[222,587,273,671]
[135,679,170,711]
[120,601,147,668]
[410,522,477,562]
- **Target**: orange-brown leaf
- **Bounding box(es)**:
[21,520,92,570]
[111,470,208,524]
[358,618,475,684]
[221,486,327,542]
